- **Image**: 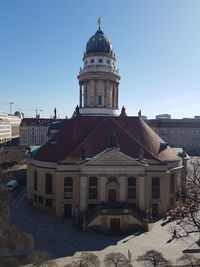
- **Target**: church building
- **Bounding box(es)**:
[27,20,185,232]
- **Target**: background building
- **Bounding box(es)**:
[148,118,200,155]
[20,118,53,147]
[156,114,171,120]
[0,112,22,144]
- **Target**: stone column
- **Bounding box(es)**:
[94,80,97,106]
[80,177,87,212]
[104,80,107,107]
[83,82,87,107]
[119,176,126,202]
[112,83,115,108]
[85,82,87,107]
[99,177,106,202]
[116,83,119,109]
[138,176,145,211]
[79,82,82,108]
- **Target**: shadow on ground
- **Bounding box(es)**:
[11,197,130,258]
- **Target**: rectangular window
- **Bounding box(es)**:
[34,171,37,191]
[170,174,175,193]
[89,188,97,199]
[98,95,102,105]
[169,197,174,206]
[45,174,52,194]
[128,187,136,199]
[34,194,37,202]
[46,198,52,207]
[152,178,160,199]
[64,187,73,192]
[38,196,43,204]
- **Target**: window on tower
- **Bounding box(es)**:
[98,96,102,105]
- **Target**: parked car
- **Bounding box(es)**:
[6,179,18,191]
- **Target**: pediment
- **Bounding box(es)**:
[84,149,144,166]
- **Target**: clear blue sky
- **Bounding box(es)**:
[0,0,199,119]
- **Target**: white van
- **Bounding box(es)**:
[6,179,18,191]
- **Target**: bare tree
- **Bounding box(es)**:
[168,158,200,237]
[0,181,33,255]
[104,252,131,267]
[0,256,20,267]
[69,253,100,267]
[25,250,55,267]
[178,254,200,267]
[137,250,170,267]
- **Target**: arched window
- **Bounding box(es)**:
[170,174,175,193]
[152,177,160,199]
[89,177,97,199]
[64,177,73,199]
[128,177,136,199]
[45,174,52,194]
[89,177,97,186]
[34,171,37,191]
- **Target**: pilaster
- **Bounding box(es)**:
[80,177,87,212]
[99,176,106,202]
[79,82,82,108]
[94,80,97,106]
[119,176,126,202]
[138,176,145,211]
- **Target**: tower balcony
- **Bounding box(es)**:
[79,65,120,75]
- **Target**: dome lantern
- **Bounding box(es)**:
[85,18,113,55]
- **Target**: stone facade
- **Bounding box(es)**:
[26,21,187,232]
[148,119,200,155]
[27,148,184,232]
[20,118,54,147]
[0,112,22,144]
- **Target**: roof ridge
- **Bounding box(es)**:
[60,117,107,161]
[110,117,163,163]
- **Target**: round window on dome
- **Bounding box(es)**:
[99,59,103,63]
[91,59,94,63]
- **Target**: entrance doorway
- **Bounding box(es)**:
[152,203,158,217]
[64,204,72,217]
[108,189,117,201]
[110,218,120,231]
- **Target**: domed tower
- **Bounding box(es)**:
[78,18,121,116]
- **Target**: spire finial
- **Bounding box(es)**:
[97,17,102,28]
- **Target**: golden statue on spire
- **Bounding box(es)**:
[97,17,102,27]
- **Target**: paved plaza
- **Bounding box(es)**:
[12,195,200,266]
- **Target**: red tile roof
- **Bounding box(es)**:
[34,116,180,164]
